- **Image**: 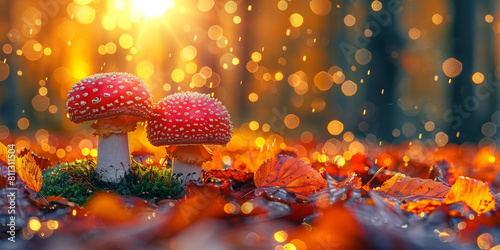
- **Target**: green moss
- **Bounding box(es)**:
[39,159,184,205]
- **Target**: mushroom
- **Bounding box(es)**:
[66,72,152,183]
[147,91,233,183]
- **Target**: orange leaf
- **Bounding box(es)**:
[85,192,133,222]
[15,151,43,192]
[47,195,69,203]
[40,196,71,206]
[169,185,226,235]
[291,204,368,249]
[400,199,443,214]
[0,142,11,166]
[377,174,450,200]
[204,169,254,183]
[234,149,276,172]
[203,169,255,195]
[444,176,495,214]
[254,155,327,199]
[18,148,52,170]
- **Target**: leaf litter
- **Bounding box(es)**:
[1,142,500,249]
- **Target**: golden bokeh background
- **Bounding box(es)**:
[0,0,499,165]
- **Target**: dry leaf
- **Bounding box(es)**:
[428,159,458,186]
[291,204,368,249]
[278,147,299,158]
[169,184,226,235]
[46,196,70,205]
[310,172,361,207]
[233,149,276,172]
[377,174,450,201]
[444,176,495,214]
[400,199,443,214]
[18,147,52,170]
[85,192,133,222]
[204,169,254,183]
[360,166,388,197]
[16,151,43,192]
[254,155,327,199]
[203,169,256,196]
[204,148,276,172]
[0,142,11,165]
[349,153,372,174]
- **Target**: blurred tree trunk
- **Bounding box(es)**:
[0,0,18,129]
[365,0,405,142]
[448,0,480,143]
[485,1,500,145]
[495,2,500,145]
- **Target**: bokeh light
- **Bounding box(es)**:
[131,0,175,18]
[442,58,462,77]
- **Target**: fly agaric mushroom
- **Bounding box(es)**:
[147,92,232,183]
[66,72,152,183]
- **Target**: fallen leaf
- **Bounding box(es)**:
[317,162,343,177]
[0,142,15,188]
[400,199,443,214]
[254,187,298,203]
[0,142,12,165]
[169,184,226,235]
[247,197,292,220]
[203,169,256,197]
[254,155,327,199]
[46,195,70,205]
[204,169,254,183]
[278,147,298,158]
[85,192,133,222]
[349,153,372,174]
[428,159,458,186]
[233,149,276,172]
[360,166,388,197]
[444,176,495,214]
[362,191,407,227]
[16,151,43,192]
[318,154,371,179]
[375,149,432,179]
[309,172,361,207]
[377,174,450,201]
[292,204,368,249]
[203,180,233,195]
[18,148,52,170]
[205,148,276,173]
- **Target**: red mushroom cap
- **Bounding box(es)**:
[147,91,233,146]
[66,72,152,123]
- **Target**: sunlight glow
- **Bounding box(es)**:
[130,0,175,18]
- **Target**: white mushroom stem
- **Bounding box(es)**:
[96,133,131,183]
[171,158,202,184]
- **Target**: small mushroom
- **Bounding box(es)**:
[147,91,233,183]
[66,72,152,183]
